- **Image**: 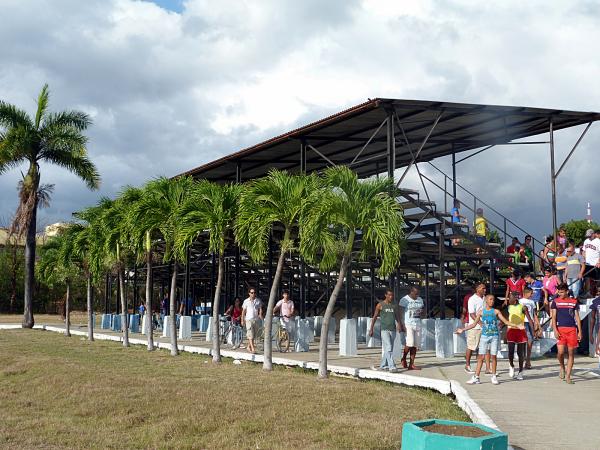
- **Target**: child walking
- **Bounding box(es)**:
[507,293,535,380]
[551,283,582,384]
[456,294,520,385]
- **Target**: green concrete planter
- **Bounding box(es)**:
[401,419,508,450]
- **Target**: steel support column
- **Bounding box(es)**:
[455,258,461,319]
[184,247,190,315]
[300,258,306,318]
[104,273,109,314]
[345,261,352,319]
[235,247,240,299]
[300,139,307,173]
[386,111,395,179]
[452,148,457,200]
[133,266,138,311]
[438,225,446,320]
[549,119,557,245]
[424,263,430,318]
[370,262,376,315]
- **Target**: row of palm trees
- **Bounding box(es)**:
[41,167,405,378]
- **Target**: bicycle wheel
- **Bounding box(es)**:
[255,328,264,352]
[278,329,290,353]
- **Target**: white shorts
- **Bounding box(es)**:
[405,325,421,348]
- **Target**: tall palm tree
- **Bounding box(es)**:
[235,170,313,371]
[136,176,194,356]
[0,84,100,328]
[127,184,159,351]
[96,194,139,348]
[300,166,404,378]
[177,180,241,363]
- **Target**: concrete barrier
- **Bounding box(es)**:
[162,315,173,338]
[435,319,454,358]
[451,318,467,355]
[111,314,122,332]
[327,317,336,344]
[295,318,311,352]
[366,317,381,347]
[129,314,140,333]
[206,316,215,342]
[356,316,368,343]
[339,318,357,356]
[420,318,436,351]
[313,316,323,338]
[178,316,192,340]
[191,315,199,331]
[199,315,210,333]
[101,314,112,329]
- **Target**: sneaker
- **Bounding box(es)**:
[370,365,384,371]
[464,366,475,374]
[389,368,399,373]
[466,375,480,385]
[516,371,524,381]
[491,375,499,385]
[509,366,515,379]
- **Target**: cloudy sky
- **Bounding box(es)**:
[0,0,598,241]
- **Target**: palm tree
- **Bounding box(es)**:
[300,166,404,378]
[235,170,313,371]
[70,206,107,342]
[136,176,194,356]
[0,84,100,328]
[96,194,139,347]
[177,180,241,363]
[38,229,80,337]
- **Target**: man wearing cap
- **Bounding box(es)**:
[583,229,600,297]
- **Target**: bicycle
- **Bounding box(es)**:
[275,317,292,353]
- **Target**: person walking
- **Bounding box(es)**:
[456,294,518,385]
[583,229,600,298]
[504,269,526,304]
[565,240,585,299]
[274,290,295,351]
[241,288,263,354]
[369,289,402,372]
[506,293,535,380]
[542,267,559,316]
[464,283,487,373]
[519,287,541,370]
[399,286,425,370]
[551,283,583,384]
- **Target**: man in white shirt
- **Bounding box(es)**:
[583,229,600,297]
[241,288,263,354]
[465,283,486,373]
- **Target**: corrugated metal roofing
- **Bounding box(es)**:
[179,98,600,181]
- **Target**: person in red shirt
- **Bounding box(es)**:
[506,237,519,255]
[551,283,582,384]
[504,270,526,305]
[225,297,243,325]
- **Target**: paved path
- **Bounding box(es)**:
[3,321,599,450]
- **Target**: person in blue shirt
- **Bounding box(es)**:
[138,302,145,316]
[524,273,543,308]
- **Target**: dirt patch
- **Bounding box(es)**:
[421,423,490,438]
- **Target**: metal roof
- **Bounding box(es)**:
[179,98,600,181]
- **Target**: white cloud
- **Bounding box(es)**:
[0,0,599,238]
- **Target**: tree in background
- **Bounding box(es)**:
[0,84,100,328]
[560,219,600,246]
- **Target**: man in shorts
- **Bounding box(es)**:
[551,283,582,384]
[241,288,263,354]
[465,283,486,373]
[399,286,425,370]
[583,229,600,297]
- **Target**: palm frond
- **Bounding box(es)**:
[34,84,50,129]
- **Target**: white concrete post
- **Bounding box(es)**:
[339,318,357,356]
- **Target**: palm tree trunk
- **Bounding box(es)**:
[22,201,37,329]
[169,262,178,356]
[263,228,290,371]
[318,255,349,378]
[145,247,154,351]
[211,253,225,363]
[119,267,130,347]
[65,281,71,337]
[87,272,94,341]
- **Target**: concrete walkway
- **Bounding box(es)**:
[3,322,599,450]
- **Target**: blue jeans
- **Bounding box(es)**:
[380,330,397,369]
[567,278,581,299]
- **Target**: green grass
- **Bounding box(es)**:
[0,330,469,449]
